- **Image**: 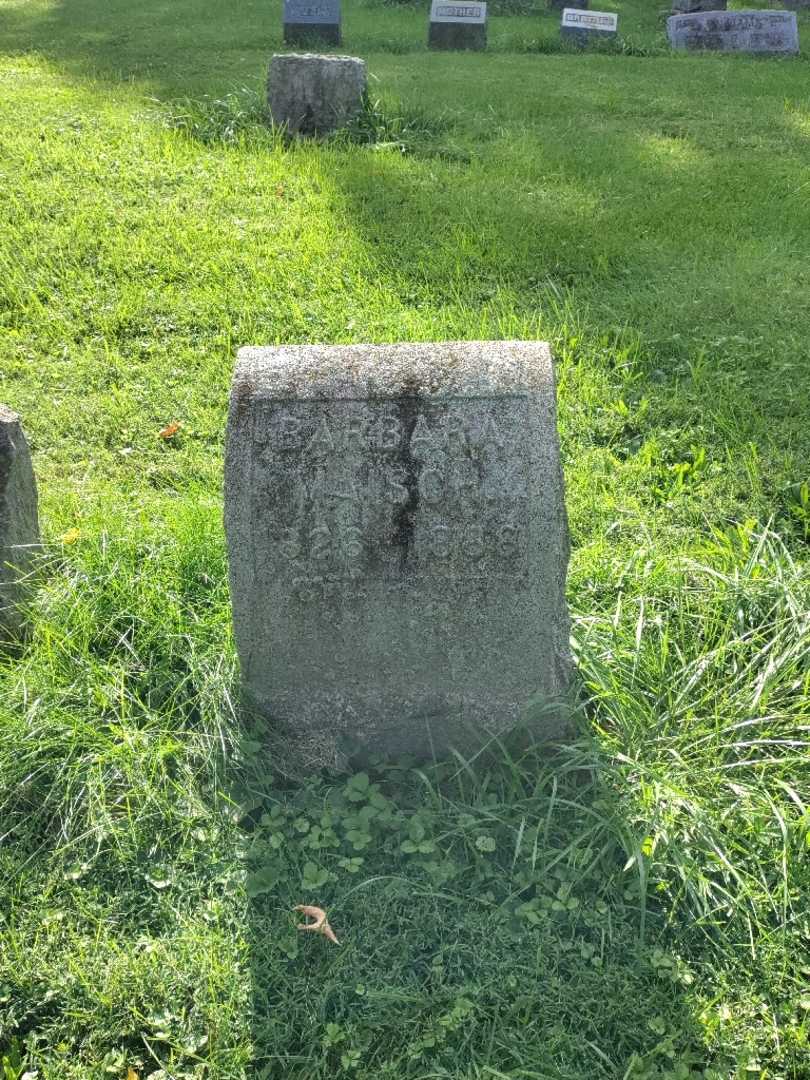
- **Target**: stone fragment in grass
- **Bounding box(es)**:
[667,9,799,53]
[225,342,572,769]
[428,0,487,50]
[267,53,366,137]
[0,406,39,644]
[283,0,341,47]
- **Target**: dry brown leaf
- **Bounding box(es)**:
[294,904,340,945]
[158,421,181,440]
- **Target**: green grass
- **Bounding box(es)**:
[1,0,809,1076]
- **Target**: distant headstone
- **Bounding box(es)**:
[225,342,572,768]
[428,1,487,50]
[667,9,799,52]
[283,0,341,46]
[267,53,366,137]
[549,0,587,9]
[561,7,618,46]
[0,407,39,644]
[671,0,727,12]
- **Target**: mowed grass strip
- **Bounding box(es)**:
[1,0,809,1077]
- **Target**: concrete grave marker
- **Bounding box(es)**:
[283,0,341,47]
[0,406,39,644]
[225,342,571,768]
[428,1,487,50]
[667,9,799,52]
[267,53,366,136]
[561,7,618,45]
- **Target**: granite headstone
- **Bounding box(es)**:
[428,1,487,50]
[667,9,799,52]
[561,7,618,46]
[225,342,571,768]
[283,0,341,47]
[0,406,39,644]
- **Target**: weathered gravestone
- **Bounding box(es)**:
[671,0,727,13]
[667,9,799,52]
[0,407,39,644]
[225,342,571,768]
[283,0,341,47]
[428,1,487,50]
[561,7,618,46]
[267,53,366,136]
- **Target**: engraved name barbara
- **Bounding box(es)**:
[251,399,530,588]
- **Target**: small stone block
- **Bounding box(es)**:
[283,0,341,45]
[267,53,366,136]
[667,9,799,52]
[0,406,40,644]
[428,1,487,50]
[225,342,572,768]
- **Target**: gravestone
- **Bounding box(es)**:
[225,342,571,768]
[667,9,799,52]
[671,0,727,13]
[0,407,39,644]
[267,53,366,136]
[561,7,618,45]
[428,1,487,50]
[283,0,341,46]
[549,0,587,9]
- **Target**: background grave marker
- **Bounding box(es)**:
[283,0,341,47]
[0,407,39,644]
[667,9,799,52]
[428,1,487,50]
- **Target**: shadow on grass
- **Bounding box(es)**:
[241,726,713,1080]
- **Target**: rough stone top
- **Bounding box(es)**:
[272,52,365,63]
[234,341,554,403]
[0,405,21,424]
[668,8,797,23]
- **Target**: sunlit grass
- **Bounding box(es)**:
[1,0,809,1076]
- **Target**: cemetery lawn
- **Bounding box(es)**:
[1,0,810,1077]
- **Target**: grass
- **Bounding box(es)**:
[1,0,809,1076]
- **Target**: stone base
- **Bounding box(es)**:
[267,52,366,136]
[283,22,341,46]
[667,9,799,52]
[561,26,616,47]
[428,22,487,49]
